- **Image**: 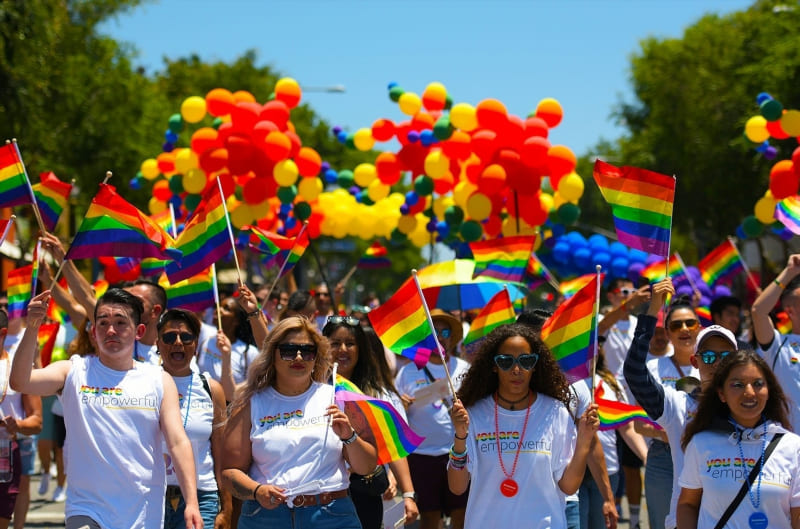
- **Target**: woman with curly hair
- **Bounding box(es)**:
[677,350,800,529]
[448,323,599,528]
[221,316,377,529]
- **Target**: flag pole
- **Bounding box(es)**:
[329,362,339,425]
[535,254,561,291]
[727,236,760,292]
[338,263,359,288]
[102,171,112,185]
[48,259,66,292]
[31,239,42,298]
[265,222,308,302]
[412,269,458,401]
[0,215,15,247]
[211,263,223,333]
[673,252,700,298]
[591,265,602,405]
[10,139,47,235]
[168,202,178,238]
[215,177,243,286]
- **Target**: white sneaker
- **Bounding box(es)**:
[37,472,50,495]
[52,485,66,502]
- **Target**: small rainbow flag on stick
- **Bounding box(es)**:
[368,278,437,368]
[593,160,676,257]
[164,268,215,313]
[7,264,34,319]
[640,254,683,283]
[0,142,33,208]
[595,381,660,431]
[470,235,536,284]
[776,196,800,235]
[334,374,424,464]
[541,273,602,383]
[559,273,595,298]
[463,288,516,355]
[37,322,60,367]
[697,239,744,286]
[32,172,72,232]
[358,241,391,269]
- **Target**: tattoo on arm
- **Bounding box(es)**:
[232,479,256,501]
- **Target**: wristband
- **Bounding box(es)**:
[341,429,358,445]
[253,483,263,500]
[403,491,417,501]
[454,432,468,440]
[775,278,787,290]
[247,309,261,319]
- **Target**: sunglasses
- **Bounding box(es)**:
[668,318,700,332]
[326,316,360,326]
[436,328,451,339]
[696,350,732,365]
[615,288,634,296]
[277,343,317,362]
[494,353,539,372]
[161,332,196,345]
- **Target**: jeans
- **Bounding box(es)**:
[579,472,620,529]
[237,495,362,529]
[565,500,580,529]
[644,440,673,529]
[163,489,220,529]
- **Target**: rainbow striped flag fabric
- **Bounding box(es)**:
[541,273,602,383]
[245,224,310,278]
[38,322,60,367]
[140,258,167,278]
[0,143,32,208]
[65,184,180,262]
[695,306,713,327]
[595,381,660,431]
[776,196,800,235]
[358,241,391,269]
[525,253,557,290]
[776,310,792,335]
[164,268,215,312]
[166,185,230,283]
[93,279,109,299]
[697,239,743,286]
[47,297,70,326]
[559,273,595,298]
[463,288,516,355]
[640,254,683,283]
[334,375,424,464]
[7,264,34,319]
[593,160,675,257]
[368,278,437,368]
[470,235,536,283]
[32,172,72,232]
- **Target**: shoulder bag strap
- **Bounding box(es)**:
[712,432,785,529]
[774,336,789,371]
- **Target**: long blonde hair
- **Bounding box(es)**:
[230,316,330,413]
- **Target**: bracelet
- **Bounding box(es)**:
[775,278,787,290]
[402,491,417,500]
[449,444,468,459]
[253,483,263,500]
[341,429,358,445]
[247,309,261,319]
[454,432,468,440]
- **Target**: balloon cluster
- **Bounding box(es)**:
[541,231,648,281]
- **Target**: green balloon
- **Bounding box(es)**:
[444,94,453,111]
[212,117,224,130]
[345,133,356,150]
[414,176,435,196]
[760,99,784,122]
[294,201,312,220]
[389,86,405,103]
[433,116,454,140]
[277,185,298,204]
[742,215,764,238]
[234,185,244,201]
[184,193,202,212]
[168,114,183,134]
[444,205,464,226]
[267,92,276,101]
[337,169,355,189]
[168,174,184,194]
[390,228,407,243]
[361,195,375,206]
[460,220,483,242]
[558,203,581,225]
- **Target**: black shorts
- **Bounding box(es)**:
[406,453,469,514]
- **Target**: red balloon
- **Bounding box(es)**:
[410,112,435,131]
[770,160,798,199]
[306,211,324,239]
[375,152,401,184]
[471,129,498,161]
[520,136,551,169]
[547,145,577,179]
[483,214,503,237]
[295,147,322,177]
[216,173,237,197]
[523,116,549,139]
[230,102,262,135]
[464,158,483,184]
[766,119,790,140]
[475,99,508,131]
[191,128,221,155]
[496,115,524,150]
[519,193,548,226]
[216,121,235,144]
[793,146,800,175]
[243,176,272,204]
[371,119,396,142]
[263,131,291,161]
[225,135,256,176]
[259,101,291,130]
[199,148,229,173]
[477,164,507,196]
[440,130,471,161]
[285,131,302,159]
[252,120,279,143]
[397,143,427,175]
[432,171,454,194]
[205,88,236,117]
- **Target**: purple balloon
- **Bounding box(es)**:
[628,262,645,283]
[699,296,711,307]
[676,285,694,298]
[332,126,343,135]
[713,285,733,298]
[645,254,663,265]
[765,146,778,160]
[320,161,331,172]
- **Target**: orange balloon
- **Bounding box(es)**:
[275,78,302,109]
[536,98,563,128]
[375,152,402,185]
[371,119,396,142]
[190,128,221,155]
[478,164,507,196]
[259,101,291,130]
[441,130,472,161]
[156,152,176,174]
[295,147,322,177]
[263,131,291,161]
[232,91,256,104]
[199,148,229,174]
[205,88,236,117]
[547,145,577,178]
[432,171,455,194]
[252,120,279,143]
[411,111,435,131]
[153,179,172,201]
[475,99,508,131]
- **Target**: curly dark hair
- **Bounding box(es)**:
[457,323,570,408]
[681,349,791,450]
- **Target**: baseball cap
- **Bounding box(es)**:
[695,325,738,352]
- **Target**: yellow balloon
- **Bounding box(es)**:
[274,159,299,186]
[502,216,537,237]
[183,168,207,194]
[466,192,492,221]
[552,192,567,210]
[226,195,241,211]
[540,192,554,212]
[397,215,417,234]
[250,199,271,219]
[453,181,477,209]
[744,115,770,143]
[230,203,255,229]
[410,226,431,248]
[754,196,777,224]
[557,171,585,203]
[781,110,800,137]
[353,163,377,187]
[367,180,390,202]
[148,197,167,215]
[424,151,450,178]
[450,103,478,132]
[298,177,323,201]
[181,96,207,124]
[141,158,160,180]
[433,196,455,219]
[398,92,422,116]
[174,149,199,174]
[353,128,375,151]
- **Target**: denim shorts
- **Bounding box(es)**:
[237,495,361,529]
[17,436,36,476]
[163,488,219,529]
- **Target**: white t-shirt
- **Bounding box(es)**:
[462,394,576,529]
[600,314,637,380]
[679,422,800,529]
[395,357,470,455]
[62,355,165,529]
[133,341,160,365]
[249,382,349,497]
[647,356,698,390]
[199,338,260,385]
[164,373,216,490]
[0,355,23,440]
[758,330,800,434]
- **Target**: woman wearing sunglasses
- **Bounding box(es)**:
[447,323,599,528]
[157,309,231,529]
[677,350,800,529]
[322,316,419,528]
[222,316,377,529]
[624,278,739,529]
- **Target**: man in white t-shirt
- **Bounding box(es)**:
[10,288,201,529]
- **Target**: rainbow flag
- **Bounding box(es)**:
[358,241,391,269]
[595,381,660,431]
[776,196,800,235]
[7,264,34,319]
[150,209,176,237]
[65,184,180,262]
[541,273,602,383]
[47,298,70,326]
[245,225,297,268]
[368,278,437,368]
[776,310,792,335]
[165,268,215,312]
[525,253,557,291]
[0,143,32,208]
[32,172,72,232]
[695,306,712,327]
[140,258,167,278]
[559,273,595,298]
[697,239,743,286]
[593,160,675,257]
[38,322,60,367]
[640,254,683,283]
[463,288,516,355]
[166,185,231,283]
[99,256,141,284]
[470,235,536,283]
[93,279,109,299]
[334,374,424,464]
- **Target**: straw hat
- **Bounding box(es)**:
[430,309,464,345]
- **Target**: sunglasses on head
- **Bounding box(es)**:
[161,332,196,345]
[696,350,732,365]
[668,318,699,332]
[494,353,539,372]
[277,343,317,362]
[326,316,360,326]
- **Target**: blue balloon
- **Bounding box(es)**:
[336,131,348,143]
[168,194,182,210]
[553,241,571,264]
[551,223,566,238]
[324,169,338,184]
[387,82,399,90]
[399,204,410,215]
[129,177,142,190]
[405,191,419,205]
[284,217,297,230]
[280,203,292,214]
[544,236,557,249]
[165,130,179,144]
[573,247,592,269]
[436,221,449,238]
[609,241,628,258]
[736,225,747,239]
[419,130,438,146]
[629,249,648,264]
[593,251,611,270]
[611,257,629,278]
[565,231,588,249]
[588,234,609,249]
[162,142,175,152]
[756,92,773,105]
[756,141,770,153]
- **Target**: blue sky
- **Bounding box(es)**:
[101,0,754,158]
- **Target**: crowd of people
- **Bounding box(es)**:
[1,245,800,528]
